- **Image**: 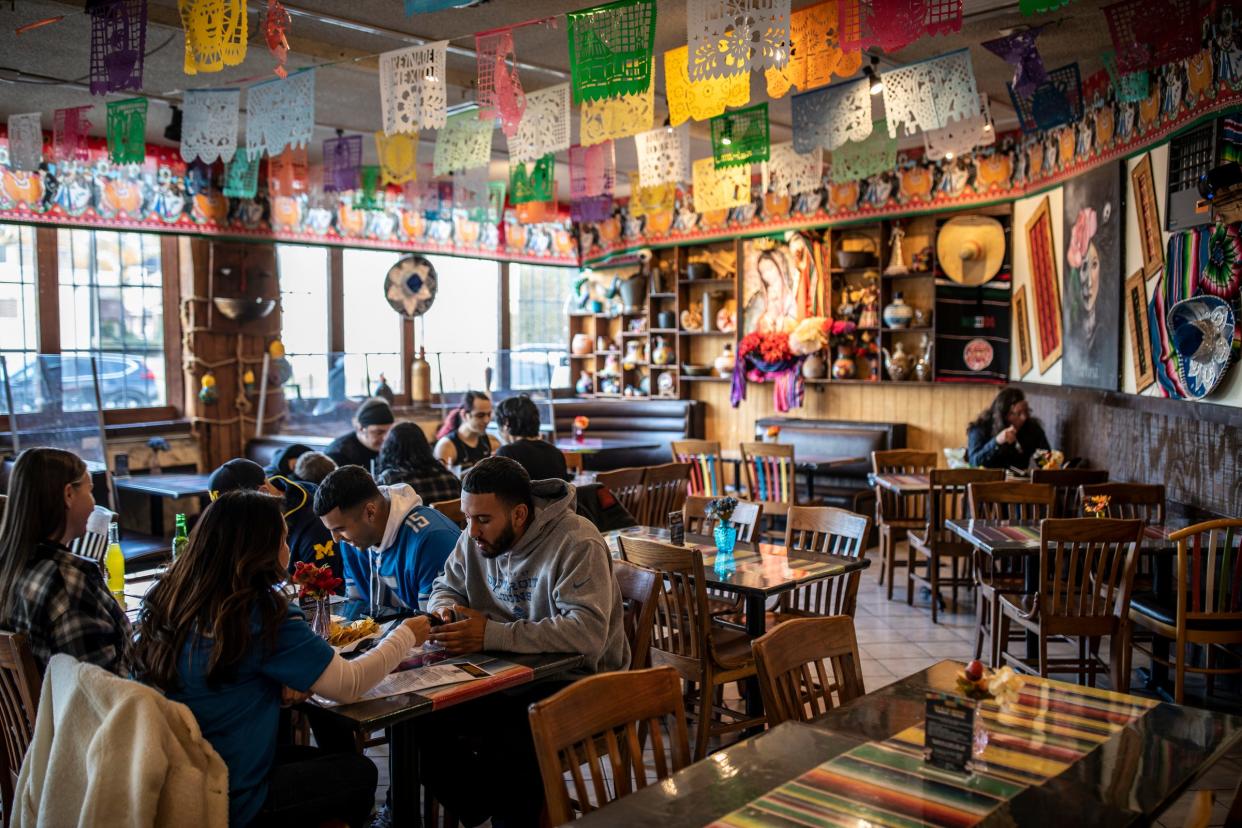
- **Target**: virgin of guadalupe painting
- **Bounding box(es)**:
[742,232,824,334]
[1061,162,1123,389]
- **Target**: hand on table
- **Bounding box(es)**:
[402,615,431,644]
[281,686,312,707]
[428,605,487,655]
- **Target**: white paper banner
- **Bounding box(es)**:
[882,49,979,138]
[433,109,493,176]
[763,142,823,197]
[181,88,240,163]
[509,83,571,164]
[379,41,448,135]
[922,93,994,160]
[7,113,43,172]
[635,124,690,188]
[791,77,872,154]
[687,0,791,80]
[246,69,315,157]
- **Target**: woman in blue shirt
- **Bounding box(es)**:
[133,490,429,827]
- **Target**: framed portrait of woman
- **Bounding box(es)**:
[1061,162,1123,390]
[741,233,825,335]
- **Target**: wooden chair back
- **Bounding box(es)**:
[596,467,647,523]
[529,666,691,824]
[740,442,797,508]
[1030,468,1110,518]
[779,507,871,617]
[1078,482,1166,525]
[429,498,467,530]
[563,451,584,476]
[1169,518,1242,629]
[1037,518,1144,637]
[968,482,1055,521]
[925,469,1005,544]
[752,616,865,727]
[613,560,660,670]
[638,462,692,527]
[671,440,725,497]
[871,450,937,524]
[683,496,762,545]
[616,535,711,676]
[0,632,41,821]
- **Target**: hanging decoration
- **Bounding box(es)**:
[982,27,1047,98]
[829,119,895,183]
[881,49,979,138]
[791,76,871,154]
[664,45,750,127]
[922,94,994,160]
[246,69,315,157]
[268,144,308,197]
[711,103,771,168]
[1102,50,1150,103]
[106,97,147,164]
[580,65,654,147]
[453,168,499,222]
[223,150,260,198]
[626,171,676,216]
[379,41,448,134]
[687,0,791,80]
[374,131,419,185]
[355,166,382,210]
[87,0,147,95]
[839,0,963,54]
[476,28,525,139]
[570,142,616,200]
[1104,0,1205,74]
[1019,0,1071,14]
[180,88,240,163]
[179,0,248,75]
[692,156,751,213]
[565,0,657,103]
[264,0,291,78]
[572,195,614,223]
[765,1,861,99]
[405,0,472,12]
[635,124,690,187]
[433,109,493,176]
[509,83,571,164]
[53,106,93,163]
[323,133,362,193]
[510,153,555,203]
[1008,62,1082,133]
[7,113,43,172]
[763,143,823,196]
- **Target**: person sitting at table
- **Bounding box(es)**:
[432,390,497,471]
[263,442,313,479]
[374,422,462,504]
[293,450,337,486]
[966,387,1051,470]
[0,447,131,675]
[325,396,394,470]
[420,456,628,828]
[133,490,431,828]
[314,465,459,612]
[494,394,569,482]
[208,458,342,589]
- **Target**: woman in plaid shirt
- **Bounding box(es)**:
[0,448,131,675]
[375,422,463,504]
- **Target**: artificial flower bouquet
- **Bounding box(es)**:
[292,561,342,601]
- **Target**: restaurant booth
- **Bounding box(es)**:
[0,0,1239,826]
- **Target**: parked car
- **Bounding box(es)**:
[3,354,159,412]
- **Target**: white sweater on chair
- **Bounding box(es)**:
[15,653,229,828]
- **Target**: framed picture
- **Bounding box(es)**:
[1061,162,1123,390]
[1124,269,1155,393]
[1131,153,1163,279]
[1013,284,1033,378]
[1024,196,1062,373]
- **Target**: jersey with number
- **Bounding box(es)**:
[338,504,460,611]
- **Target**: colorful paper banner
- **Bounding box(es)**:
[223,149,260,198]
[509,82,571,164]
[53,106,93,163]
[983,27,1047,98]
[635,124,691,187]
[1008,62,1082,133]
[688,0,791,80]
[511,153,555,203]
[765,0,860,98]
[7,113,43,172]
[433,109,493,176]
[922,93,995,160]
[764,142,823,196]
[570,142,616,200]
[323,134,362,193]
[264,0,292,78]
[375,131,419,185]
[829,118,895,183]
[711,103,771,168]
[476,28,525,139]
[179,0,248,75]
[181,88,240,163]
[664,45,750,127]
[566,0,657,103]
[268,144,308,197]
[791,76,872,154]
[106,97,147,164]
[380,41,448,134]
[882,49,980,138]
[88,0,147,95]
[692,156,750,213]
[580,65,654,147]
[839,0,962,54]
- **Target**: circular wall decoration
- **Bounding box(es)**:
[963,338,995,372]
[384,255,438,318]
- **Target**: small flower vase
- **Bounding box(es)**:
[573,425,586,444]
[309,597,331,640]
[714,520,738,555]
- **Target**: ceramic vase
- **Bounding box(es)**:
[571,333,592,356]
[714,343,735,377]
[651,336,671,365]
[802,351,827,379]
[883,292,915,329]
[832,346,857,379]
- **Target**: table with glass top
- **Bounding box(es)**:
[575,660,1242,827]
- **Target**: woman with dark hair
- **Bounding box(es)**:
[966,387,1050,469]
[433,390,498,471]
[376,422,462,503]
[0,447,130,675]
[133,490,430,827]
[495,395,569,482]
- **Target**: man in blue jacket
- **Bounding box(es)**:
[313,464,460,613]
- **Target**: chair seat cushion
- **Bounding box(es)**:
[710,627,756,669]
[1129,592,1241,632]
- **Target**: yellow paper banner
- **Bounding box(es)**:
[580,64,655,147]
[179,0,248,75]
[626,170,675,216]
[765,1,861,99]
[692,157,750,213]
[664,45,750,127]
[375,132,418,185]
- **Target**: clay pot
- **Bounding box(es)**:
[802,352,827,379]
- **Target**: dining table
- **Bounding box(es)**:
[575,660,1242,827]
[113,472,213,537]
[870,471,931,495]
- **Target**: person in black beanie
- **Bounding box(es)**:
[325,396,395,471]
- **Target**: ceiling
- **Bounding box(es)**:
[0,0,1121,197]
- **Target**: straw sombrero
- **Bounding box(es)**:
[937,215,1006,286]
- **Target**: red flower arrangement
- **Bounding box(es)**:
[292,561,342,601]
[739,331,794,365]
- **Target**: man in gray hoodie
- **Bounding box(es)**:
[420,456,628,827]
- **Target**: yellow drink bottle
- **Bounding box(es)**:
[105,522,126,607]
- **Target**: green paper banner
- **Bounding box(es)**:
[1020,0,1073,13]
[511,154,555,204]
[711,103,770,169]
[482,180,507,223]
[223,150,260,198]
[106,97,148,165]
[355,165,381,210]
[1103,51,1149,104]
[566,0,656,104]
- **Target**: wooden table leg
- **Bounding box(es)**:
[744,593,768,724]
[388,721,421,827]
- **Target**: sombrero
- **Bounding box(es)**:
[937,215,1006,286]
[1168,295,1235,399]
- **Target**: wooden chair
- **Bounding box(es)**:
[997,518,1144,689]
[684,496,763,618]
[774,506,871,621]
[1128,518,1242,704]
[596,467,647,524]
[967,482,1056,667]
[1030,468,1109,518]
[563,451,584,476]
[752,616,866,727]
[1078,482,1165,524]
[740,442,799,542]
[637,462,691,527]
[528,667,691,824]
[907,469,1004,623]
[0,632,42,826]
[671,440,728,497]
[871,450,937,601]
[429,498,467,530]
[613,560,660,670]
[617,535,763,760]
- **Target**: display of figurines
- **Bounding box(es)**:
[623,383,644,397]
[619,271,648,314]
[198,372,218,404]
[832,345,857,379]
[680,301,703,331]
[858,280,880,329]
[915,334,934,382]
[913,307,933,327]
[622,340,646,369]
[568,275,592,313]
[882,292,915,328]
[651,336,672,365]
[638,374,651,396]
[656,371,676,397]
[802,350,827,379]
[601,353,621,377]
[713,343,736,377]
[884,223,910,276]
[882,341,915,381]
[911,246,933,272]
[599,375,622,395]
[572,333,593,355]
[627,316,647,333]
[575,370,594,395]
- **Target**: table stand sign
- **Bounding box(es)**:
[924,692,976,774]
[668,512,685,546]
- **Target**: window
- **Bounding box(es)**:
[0,225,38,413]
[57,229,165,410]
[276,244,331,400]
[418,255,499,394]
[508,263,573,389]
[342,249,403,396]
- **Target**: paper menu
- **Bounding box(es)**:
[315,662,491,707]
